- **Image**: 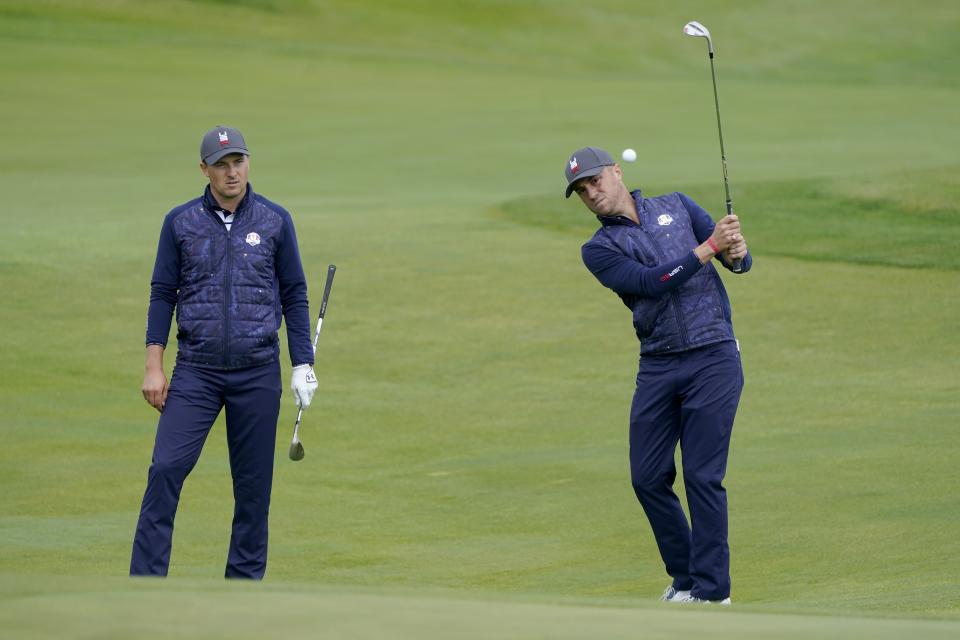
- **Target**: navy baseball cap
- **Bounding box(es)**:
[200,126,249,164]
[564,146,615,198]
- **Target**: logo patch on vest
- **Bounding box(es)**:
[246,232,261,247]
[657,214,673,226]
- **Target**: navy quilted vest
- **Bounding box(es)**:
[590,191,735,355]
[172,189,286,369]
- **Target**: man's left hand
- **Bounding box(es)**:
[291,364,318,408]
[725,237,748,262]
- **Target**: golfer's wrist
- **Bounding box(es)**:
[145,344,165,369]
[695,243,715,265]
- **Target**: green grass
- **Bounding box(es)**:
[4,576,960,640]
[1,0,959,636]
[494,165,960,269]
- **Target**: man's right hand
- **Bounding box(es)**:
[142,345,168,412]
[142,368,168,412]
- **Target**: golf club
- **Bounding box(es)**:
[683,20,742,273]
[289,263,337,461]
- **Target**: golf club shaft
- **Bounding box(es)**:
[289,264,337,457]
[292,408,303,437]
[706,48,742,272]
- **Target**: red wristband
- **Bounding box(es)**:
[706,237,720,253]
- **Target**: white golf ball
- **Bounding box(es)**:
[622,148,637,162]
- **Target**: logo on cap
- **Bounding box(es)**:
[569,157,579,174]
[218,131,230,146]
[246,232,261,247]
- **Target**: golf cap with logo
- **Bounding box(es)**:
[564,146,615,198]
[200,126,249,165]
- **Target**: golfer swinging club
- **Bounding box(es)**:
[565,147,751,604]
[131,126,318,579]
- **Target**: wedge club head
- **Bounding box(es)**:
[683,20,714,54]
[289,439,304,461]
[289,410,305,461]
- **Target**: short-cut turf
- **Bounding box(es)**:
[1,1,958,636]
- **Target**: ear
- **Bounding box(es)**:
[612,164,623,179]
[200,162,209,177]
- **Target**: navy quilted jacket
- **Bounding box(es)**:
[581,190,751,355]
[145,184,313,370]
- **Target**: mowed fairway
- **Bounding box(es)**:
[1,0,958,637]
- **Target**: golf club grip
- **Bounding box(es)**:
[724,201,742,273]
[318,264,336,319]
[729,214,743,271]
[307,264,336,354]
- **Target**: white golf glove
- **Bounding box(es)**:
[291,364,318,408]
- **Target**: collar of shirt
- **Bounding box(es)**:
[202,182,253,217]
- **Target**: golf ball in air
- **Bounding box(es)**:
[622,148,637,162]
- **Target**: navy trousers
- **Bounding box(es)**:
[629,340,743,601]
[130,360,281,579]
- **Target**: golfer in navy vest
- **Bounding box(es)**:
[566,147,751,604]
[131,126,318,579]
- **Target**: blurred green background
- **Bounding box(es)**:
[1,1,958,636]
